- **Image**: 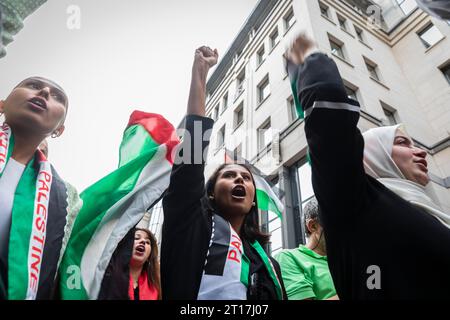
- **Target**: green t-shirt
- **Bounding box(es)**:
[275,245,336,300]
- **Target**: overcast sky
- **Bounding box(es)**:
[0,0,258,190]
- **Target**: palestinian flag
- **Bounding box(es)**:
[224,149,284,219]
[59,111,179,300]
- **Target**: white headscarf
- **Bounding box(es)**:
[362,124,450,228]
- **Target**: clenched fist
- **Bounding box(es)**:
[194,46,219,70]
[285,33,318,65]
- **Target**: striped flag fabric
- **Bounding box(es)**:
[224,149,284,219]
[59,111,179,300]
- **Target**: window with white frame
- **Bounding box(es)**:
[337,14,348,31]
[148,200,164,248]
[270,27,280,49]
[329,36,346,60]
[236,69,246,100]
[354,25,365,43]
[257,45,265,66]
[284,8,295,31]
[396,0,418,15]
[364,57,381,81]
[217,125,226,149]
[258,119,272,151]
[296,161,315,241]
[222,92,229,113]
[234,103,244,129]
[345,85,358,102]
[213,104,219,121]
[343,79,363,108]
[381,102,399,125]
[417,23,444,49]
[260,178,284,255]
[319,1,331,19]
[257,75,270,105]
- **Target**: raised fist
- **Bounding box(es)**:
[194,46,219,69]
[285,33,318,65]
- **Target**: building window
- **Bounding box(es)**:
[343,80,362,107]
[236,68,245,94]
[258,119,272,151]
[257,45,265,66]
[288,96,297,123]
[148,200,164,247]
[222,93,228,113]
[319,1,330,19]
[440,63,450,84]
[233,144,242,161]
[284,8,295,31]
[345,85,358,102]
[234,103,244,129]
[396,0,418,15]
[381,102,399,125]
[296,161,315,241]
[257,75,270,105]
[418,23,444,49]
[260,178,284,255]
[217,125,226,149]
[329,36,345,60]
[267,209,283,255]
[355,25,365,42]
[364,57,381,81]
[213,104,219,121]
[337,14,347,31]
[270,27,280,49]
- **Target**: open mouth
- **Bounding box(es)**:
[231,185,246,199]
[28,97,47,110]
[135,245,145,254]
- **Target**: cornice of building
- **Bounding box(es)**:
[206,0,279,98]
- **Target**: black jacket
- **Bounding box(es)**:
[289,52,450,299]
[161,115,286,300]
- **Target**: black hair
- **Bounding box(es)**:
[205,163,270,245]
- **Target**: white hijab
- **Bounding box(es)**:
[362,124,450,228]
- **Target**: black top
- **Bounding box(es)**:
[289,52,450,299]
[161,115,286,300]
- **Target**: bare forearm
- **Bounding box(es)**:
[187,63,209,116]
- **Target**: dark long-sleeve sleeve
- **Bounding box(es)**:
[161,114,215,300]
[162,114,214,229]
[291,53,366,223]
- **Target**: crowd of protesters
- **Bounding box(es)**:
[1,0,450,300]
